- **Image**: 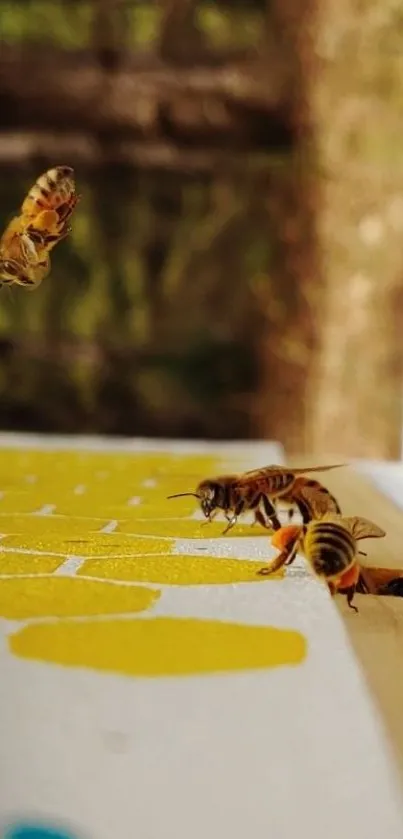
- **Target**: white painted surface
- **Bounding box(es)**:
[356,460,403,510]
[0,434,402,839]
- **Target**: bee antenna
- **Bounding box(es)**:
[166,492,199,500]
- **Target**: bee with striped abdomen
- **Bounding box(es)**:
[0,165,79,290]
[258,513,386,612]
[167,463,344,535]
[271,474,342,525]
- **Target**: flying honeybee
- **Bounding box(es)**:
[258,513,386,612]
[0,165,79,290]
[167,463,344,535]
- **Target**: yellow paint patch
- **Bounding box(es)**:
[51,493,137,517]
[118,518,263,539]
[0,450,220,486]
[78,554,283,585]
[9,616,306,676]
[0,449,253,528]
[0,552,64,575]
[0,577,160,619]
[0,493,46,514]
[0,450,226,522]
[1,533,173,557]
[0,514,108,537]
[115,499,199,519]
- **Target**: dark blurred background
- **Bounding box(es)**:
[0,0,403,458]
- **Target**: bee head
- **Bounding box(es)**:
[167,478,223,518]
[195,481,220,517]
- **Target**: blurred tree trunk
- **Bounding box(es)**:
[309,0,403,459]
[92,0,128,70]
[158,0,207,64]
[255,0,322,454]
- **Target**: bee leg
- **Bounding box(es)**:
[42,233,60,245]
[254,508,271,530]
[222,515,237,536]
[56,201,73,221]
[57,196,79,222]
[295,497,313,526]
[328,581,337,597]
[222,499,245,535]
[221,498,245,536]
[201,509,218,526]
[258,547,294,576]
[345,585,359,613]
[52,223,72,242]
[24,227,46,246]
[249,495,267,529]
[260,494,282,531]
[200,512,216,528]
[250,503,262,528]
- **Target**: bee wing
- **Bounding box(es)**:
[287,463,346,475]
[342,515,386,541]
[292,479,341,518]
[243,465,284,476]
[237,467,297,493]
[317,512,344,525]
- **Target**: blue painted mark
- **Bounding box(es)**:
[4,824,80,839]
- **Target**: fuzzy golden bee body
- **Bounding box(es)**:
[0,165,79,289]
[167,463,344,535]
[259,513,386,612]
[271,474,342,525]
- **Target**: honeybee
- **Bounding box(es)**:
[271,474,342,524]
[258,513,386,612]
[0,165,79,290]
[167,463,344,535]
[355,566,403,597]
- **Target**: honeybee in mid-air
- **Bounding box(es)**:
[167,463,344,535]
[0,165,79,290]
[258,513,386,612]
